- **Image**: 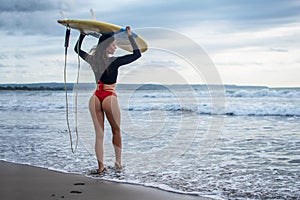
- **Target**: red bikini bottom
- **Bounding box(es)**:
[94,80,117,102]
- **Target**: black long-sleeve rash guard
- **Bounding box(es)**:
[74,34,141,84]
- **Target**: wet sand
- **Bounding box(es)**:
[0,161,211,200]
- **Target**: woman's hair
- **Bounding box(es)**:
[87,34,115,77]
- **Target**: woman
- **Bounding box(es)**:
[74,26,141,173]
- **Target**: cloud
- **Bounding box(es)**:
[0,0,75,35]
[1,0,300,36]
[14,53,25,59]
[0,54,8,60]
[93,0,300,31]
[269,48,288,53]
[0,0,70,12]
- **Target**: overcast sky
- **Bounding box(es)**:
[1,0,300,87]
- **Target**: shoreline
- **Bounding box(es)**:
[0,161,213,200]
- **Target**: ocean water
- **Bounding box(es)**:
[0,84,300,199]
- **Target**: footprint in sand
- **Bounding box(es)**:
[70,182,85,194]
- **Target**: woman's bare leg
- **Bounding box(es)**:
[89,95,105,172]
[102,96,122,168]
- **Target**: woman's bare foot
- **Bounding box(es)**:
[114,162,122,170]
[90,167,106,175]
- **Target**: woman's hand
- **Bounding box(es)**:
[126,26,132,36]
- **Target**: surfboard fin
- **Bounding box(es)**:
[59,11,68,20]
[90,9,96,20]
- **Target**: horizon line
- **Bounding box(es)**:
[0,82,299,89]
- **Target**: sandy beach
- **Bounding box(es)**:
[0,161,211,200]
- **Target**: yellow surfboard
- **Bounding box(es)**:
[57,19,148,53]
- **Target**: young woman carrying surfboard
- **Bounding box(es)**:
[74,26,141,173]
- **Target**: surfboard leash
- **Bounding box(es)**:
[63,26,79,153]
